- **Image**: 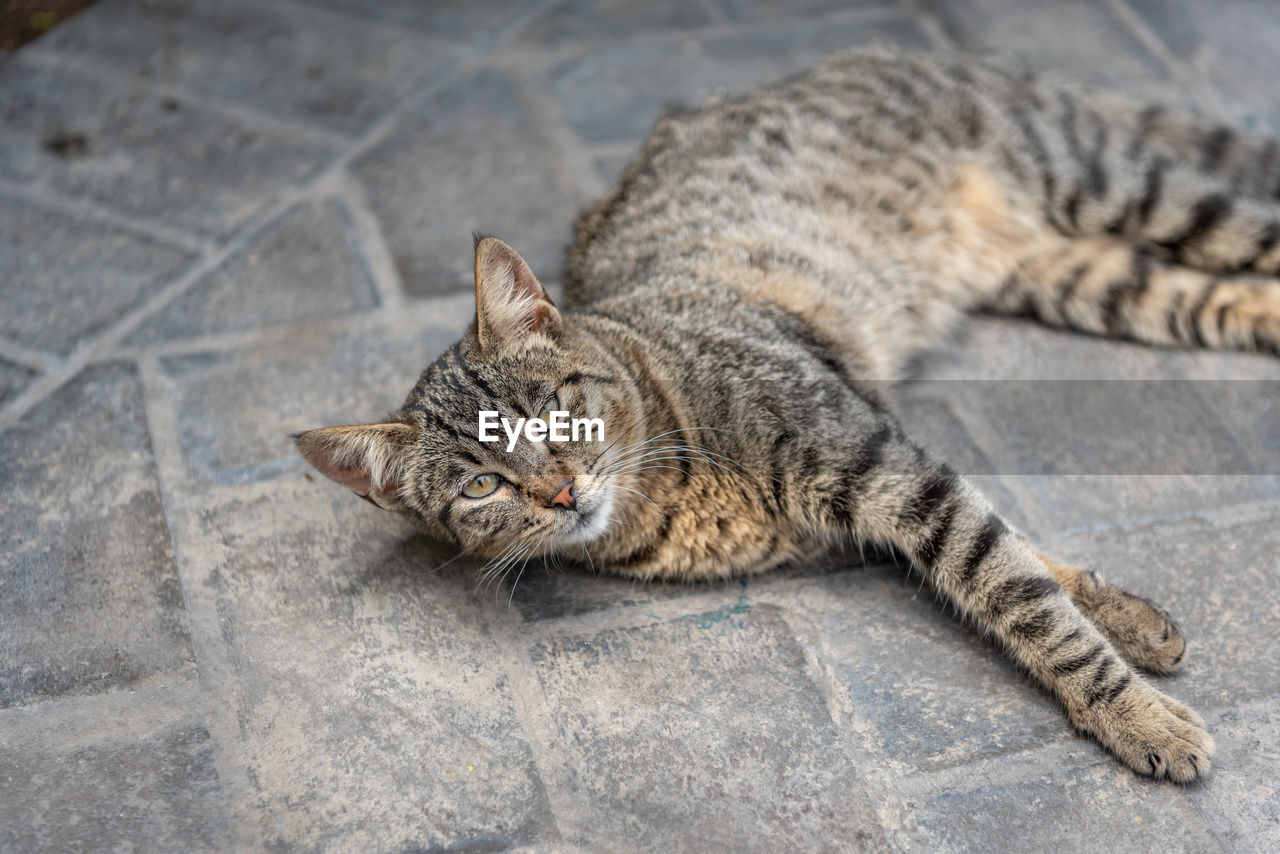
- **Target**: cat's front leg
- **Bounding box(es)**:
[1035,550,1189,675]
[818,425,1213,781]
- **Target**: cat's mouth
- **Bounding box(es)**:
[553,488,614,546]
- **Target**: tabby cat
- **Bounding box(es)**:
[297,48,1280,782]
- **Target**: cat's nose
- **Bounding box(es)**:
[548,479,576,510]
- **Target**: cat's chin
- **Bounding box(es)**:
[551,489,615,548]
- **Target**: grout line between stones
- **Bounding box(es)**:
[0,177,209,254]
[0,336,56,372]
[332,170,407,314]
[135,353,267,852]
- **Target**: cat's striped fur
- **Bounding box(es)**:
[298,49,1280,782]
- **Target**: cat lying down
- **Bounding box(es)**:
[298,48,1280,782]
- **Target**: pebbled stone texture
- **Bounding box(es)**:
[188,481,558,851]
[0,363,192,707]
[0,54,337,238]
[525,605,890,851]
[33,0,467,137]
[127,198,379,347]
[0,718,231,853]
[1126,0,1280,133]
[0,196,192,355]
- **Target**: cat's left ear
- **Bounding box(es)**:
[473,235,561,349]
[295,422,416,511]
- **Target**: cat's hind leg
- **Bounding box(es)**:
[985,234,1280,354]
[1036,551,1187,675]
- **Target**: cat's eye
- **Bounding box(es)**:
[462,473,500,498]
[537,391,561,424]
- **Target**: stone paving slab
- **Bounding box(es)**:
[183,481,558,851]
[522,605,890,851]
[0,363,193,708]
[1192,699,1280,853]
[126,197,378,347]
[0,712,230,853]
[2,0,1280,851]
[1125,0,1280,133]
[779,564,1073,775]
[31,0,466,138]
[897,750,1222,852]
[0,196,193,356]
[0,53,337,238]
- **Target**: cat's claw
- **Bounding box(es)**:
[1074,681,1213,783]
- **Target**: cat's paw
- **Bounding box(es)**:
[1075,681,1212,783]
[1099,590,1188,675]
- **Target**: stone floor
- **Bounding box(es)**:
[2,0,1278,851]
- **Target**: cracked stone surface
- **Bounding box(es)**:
[1,0,1278,851]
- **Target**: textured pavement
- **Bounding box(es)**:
[1,1,1278,851]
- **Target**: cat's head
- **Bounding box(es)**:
[295,236,639,558]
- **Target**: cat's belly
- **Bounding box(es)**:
[592,480,819,582]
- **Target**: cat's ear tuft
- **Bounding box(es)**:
[295,422,417,511]
[473,236,561,349]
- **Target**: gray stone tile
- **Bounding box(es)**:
[0,54,337,238]
[788,565,1073,774]
[916,318,1273,529]
[510,563,745,623]
[36,0,466,137]
[128,198,378,347]
[353,68,582,297]
[526,605,889,851]
[0,360,38,405]
[157,309,468,486]
[1173,351,1280,478]
[517,0,717,48]
[550,11,933,145]
[189,481,556,850]
[0,719,231,852]
[0,195,192,356]
[896,751,1219,851]
[294,0,535,41]
[1192,701,1280,853]
[1127,0,1280,133]
[921,0,1186,105]
[715,0,895,20]
[1046,512,1280,712]
[0,363,192,707]
[923,316,1189,382]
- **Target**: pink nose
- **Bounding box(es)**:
[549,480,576,510]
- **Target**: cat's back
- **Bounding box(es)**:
[563,47,1040,310]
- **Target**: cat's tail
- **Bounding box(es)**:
[984,234,1280,355]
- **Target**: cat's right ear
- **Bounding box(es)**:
[295,422,417,511]
[472,235,561,350]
